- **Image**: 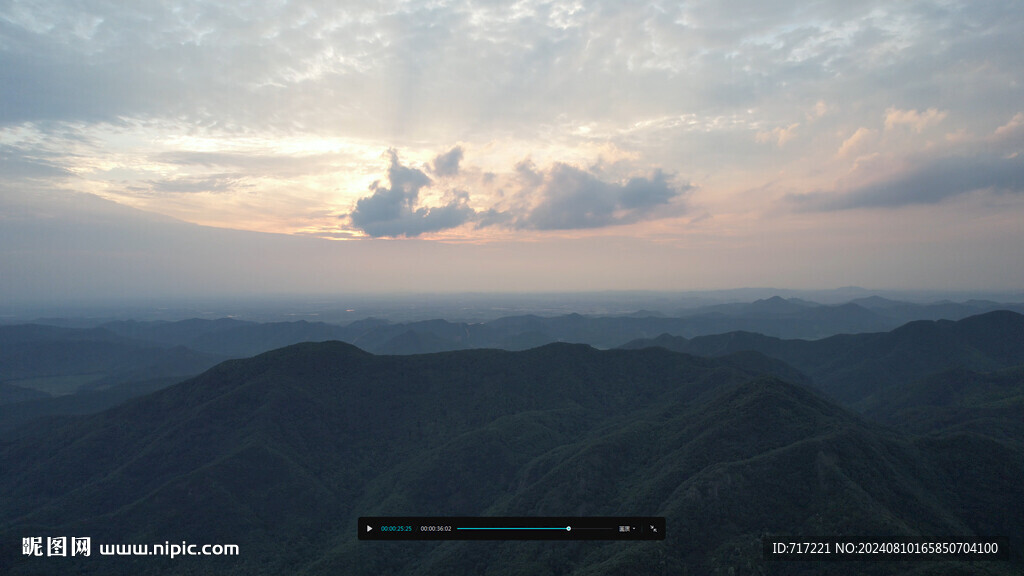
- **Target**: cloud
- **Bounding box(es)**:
[790,154,1024,210]
[807,100,829,120]
[513,163,688,230]
[993,112,1024,141]
[154,150,338,177]
[515,159,544,188]
[884,107,948,132]
[756,123,800,146]
[0,145,73,180]
[1,0,1021,158]
[348,150,475,237]
[837,127,877,157]
[142,174,243,194]
[0,36,128,124]
[431,146,463,176]
[347,149,689,235]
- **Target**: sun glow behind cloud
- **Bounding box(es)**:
[2,0,1024,294]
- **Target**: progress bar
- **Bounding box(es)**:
[358,517,665,541]
[459,527,570,531]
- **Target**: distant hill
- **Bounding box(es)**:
[850,297,1024,324]
[622,310,1024,410]
[0,324,226,395]
[0,382,48,405]
[0,325,228,435]
[375,329,463,355]
[1,343,1019,575]
[21,296,1024,360]
[116,297,1024,353]
[6,307,1024,438]
[99,317,254,346]
[0,377,183,437]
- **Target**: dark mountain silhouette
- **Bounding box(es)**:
[375,330,463,355]
[615,309,666,318]
[360,302,885,350]
[350,319,471,352]
[622,310,1024,409]
[99,318,254,347]
[0,324,226,395]
[849,295,907,310]
[0,382,48,405]
[1,343,1019,575]
[851,297,1024,324]
[20,296,1021,362]
[0,377,179,436]
[184,320,351,357]
[703,295,820,316]
[0,324,126,345]
[668,298,890,338]
[0,326,227,436]
[7,308,1024,441]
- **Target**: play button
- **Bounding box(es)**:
[366,525,373,532]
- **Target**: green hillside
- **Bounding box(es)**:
[1,343,1019,575]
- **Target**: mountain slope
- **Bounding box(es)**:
[621,310,1024,409]
[0,382,48,405]
[1,343,1019,575]
[866,366,1024,443]
[0,324,227,396]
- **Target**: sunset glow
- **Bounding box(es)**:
[2,0,1023,298]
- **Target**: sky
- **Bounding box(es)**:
[2,0,1023,301]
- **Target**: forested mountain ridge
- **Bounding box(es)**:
[622,310,1024,409]
[2,341,1020,575]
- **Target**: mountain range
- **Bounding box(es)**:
[11,295,1024,357]
[4,301,1024,437]
[2,310,1023,574]
[621,310,1024,411]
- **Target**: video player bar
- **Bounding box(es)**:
[359,517,666,541]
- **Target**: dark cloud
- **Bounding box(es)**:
[514,163,688,230]
[431,146,463,176]
[348,150,475,237]
[352,148,694,235]
[350,151,688,236]
[0,146,73,180]
[475,208,514,228]
[790,155,1024,210]
[514,159,544,187]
